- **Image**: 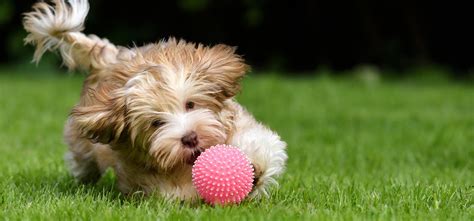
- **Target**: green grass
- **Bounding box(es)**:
[0,69,473,220]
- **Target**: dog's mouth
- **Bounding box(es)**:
[186,150,202,165]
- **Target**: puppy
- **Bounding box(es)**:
[23,0,287,201]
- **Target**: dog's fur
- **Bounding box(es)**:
[23,0,287,201]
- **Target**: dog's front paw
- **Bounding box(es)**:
[251,164,259,187]
[251,163,262,188]
[249,162,273,198]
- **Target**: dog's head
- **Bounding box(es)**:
[71,39,248,171]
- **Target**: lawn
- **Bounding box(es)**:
[0,68,472,220]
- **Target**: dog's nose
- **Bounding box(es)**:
[181,131,198,148]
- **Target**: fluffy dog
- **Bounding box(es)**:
[23,0,287,201]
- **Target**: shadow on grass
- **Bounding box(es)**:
[1,155,282,209]
[5,168,124,202]
[4,168,221,208]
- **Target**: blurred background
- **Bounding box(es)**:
[0,0,473,79]
[1,1,473,219]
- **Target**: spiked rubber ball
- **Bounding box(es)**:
[192,144,254,205]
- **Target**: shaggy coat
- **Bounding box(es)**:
[23,0,287,201]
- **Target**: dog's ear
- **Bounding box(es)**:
[70,82,127,144]
[198,44,249,100]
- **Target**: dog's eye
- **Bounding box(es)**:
[151,120,165,127]
[185,101,195,110]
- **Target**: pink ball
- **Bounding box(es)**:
[192,144,254,205]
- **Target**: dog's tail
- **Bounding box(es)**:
[23,0,128,70]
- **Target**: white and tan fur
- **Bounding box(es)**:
[23,0,287,201]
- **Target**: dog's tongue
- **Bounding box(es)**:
[187,151,201,165]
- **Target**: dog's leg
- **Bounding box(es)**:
[64,118,103,183]
[229,105,288,198]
